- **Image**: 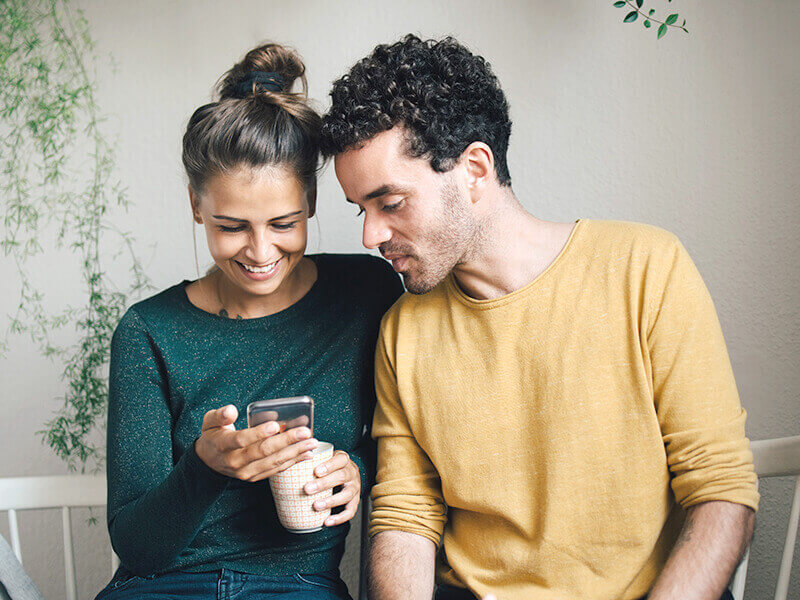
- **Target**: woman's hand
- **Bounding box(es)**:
[303,450,361,527]
[195,404,319,482]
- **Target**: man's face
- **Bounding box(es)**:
[334,128,478,294]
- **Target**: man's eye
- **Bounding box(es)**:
[219,225,246,232]
[383,200,403,212]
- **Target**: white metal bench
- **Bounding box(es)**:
[0,473,370,600]
[731,435,800,600]
[0,475,116,600]
[1,436,797,600]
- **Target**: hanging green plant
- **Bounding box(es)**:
[612,0,689,39]
[1,0,150,472]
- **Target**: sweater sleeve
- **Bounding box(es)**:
[106,309,230,575]
[348,427,376,495]
[349,257,406,495]
[646,238,759,511]
[368,315,447,546]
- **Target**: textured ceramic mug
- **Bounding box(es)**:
[269,441,333,533]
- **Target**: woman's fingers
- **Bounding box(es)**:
[323,491,360,527]
[313,451,349,478]
[196,406,318,480]
[314,481,357,511]
[219,421,281,452]
[201,405,238,432]
[237,436,318,481]
[304,452,362,527]
[304,451,353,494]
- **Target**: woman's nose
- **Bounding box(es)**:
[246,230,273,263]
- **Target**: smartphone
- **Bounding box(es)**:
[247,396,314,435]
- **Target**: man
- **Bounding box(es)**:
[320,35,758,600]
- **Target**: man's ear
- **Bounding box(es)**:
[188,185,203,224]
[306,183,317,219]
[462,142,494,204]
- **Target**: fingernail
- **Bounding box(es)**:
[306,483,317,493]
[316,465,327,476]
[296,428,311,440]
[264,422,279,434]
[314,500,326,510]
[324,518,335,526]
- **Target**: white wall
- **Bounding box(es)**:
[1,1,798,598]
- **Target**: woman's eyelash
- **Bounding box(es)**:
[218,223,296,232]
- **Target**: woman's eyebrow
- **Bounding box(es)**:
[212,210,304,222]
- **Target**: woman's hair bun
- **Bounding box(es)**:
[218,43,308,100]
[182,41,320,196]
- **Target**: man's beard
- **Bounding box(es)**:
[385,179,478,295]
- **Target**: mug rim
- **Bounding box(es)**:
[310,441,333,456]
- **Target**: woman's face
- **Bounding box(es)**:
[191,166,313,299]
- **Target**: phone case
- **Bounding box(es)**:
[246,396,314,434]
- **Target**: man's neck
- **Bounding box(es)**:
[451,191,577,301]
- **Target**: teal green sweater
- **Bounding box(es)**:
[106,254,403,577]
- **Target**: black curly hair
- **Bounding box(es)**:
[320,34,512,187]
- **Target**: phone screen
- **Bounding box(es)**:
[247,396,314,435]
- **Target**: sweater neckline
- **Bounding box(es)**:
[445,219,585,310]
[178,254,325,328]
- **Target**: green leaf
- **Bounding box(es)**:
[636,0,643,7]
[649,8,655,16]
[658,22,668,39]
[624,11,638,23]
[613,1,626,6]
[666,13,678,25]
[644,20,651,27]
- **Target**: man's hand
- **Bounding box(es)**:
[647,500,755,600]
[368,530,436,600]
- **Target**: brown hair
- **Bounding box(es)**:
[182,43,321,197]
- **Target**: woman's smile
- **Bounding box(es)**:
[236,257,282,281]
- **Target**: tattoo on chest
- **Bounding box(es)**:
[218,309,243,320]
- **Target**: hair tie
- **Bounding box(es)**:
[232,71,285,98]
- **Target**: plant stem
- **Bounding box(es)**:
[623,0,688,32]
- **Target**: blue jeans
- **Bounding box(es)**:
[94,566,353,600]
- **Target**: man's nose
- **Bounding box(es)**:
[362,212,392,250]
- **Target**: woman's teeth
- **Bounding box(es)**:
[241,260,279,273]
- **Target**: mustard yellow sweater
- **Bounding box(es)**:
[370,220,758,600]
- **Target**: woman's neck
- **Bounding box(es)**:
[191,257,317,319]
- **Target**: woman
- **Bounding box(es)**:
[95,43,403,599]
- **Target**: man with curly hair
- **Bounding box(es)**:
[320,35,757,600]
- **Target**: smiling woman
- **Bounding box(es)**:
[187,167,315,319]
[96,42,404,600]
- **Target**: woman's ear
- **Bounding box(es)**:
[306,183,317,219]
[188,185,203,224]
